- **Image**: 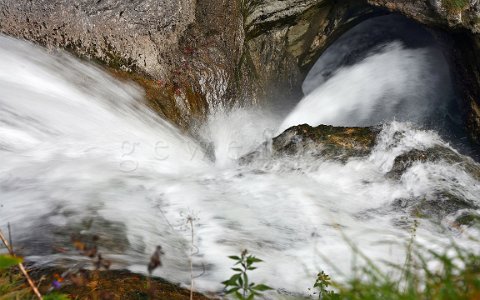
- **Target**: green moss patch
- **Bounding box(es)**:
[442,0,470,13]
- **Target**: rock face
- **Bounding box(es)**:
[0,0,196,78]
[0,0,243,127]
[1,0,480,141]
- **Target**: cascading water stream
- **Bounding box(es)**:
[279,41,449,131]
[281,15,455,133]
[0,22,479,299]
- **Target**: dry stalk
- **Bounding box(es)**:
[0,228,43,300]
[188,217,194,300]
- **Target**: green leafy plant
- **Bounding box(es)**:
[222,250,272,299]
[314,271,338,300]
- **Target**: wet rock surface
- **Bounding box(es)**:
[28,267,211,300]
[454,210,480,227]
[386,144,480,225]
[393,193,479,225]
[16,213,131,257]
[387,145,480,180]
[240,124,379,163]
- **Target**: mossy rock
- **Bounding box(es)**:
[455,211,480,227]
[387,145,480,180]
[240,124,379,164]
[442,0,470,14]
[406,192,478,223]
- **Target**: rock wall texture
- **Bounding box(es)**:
[0,0,243,128]
[1,0,480,141]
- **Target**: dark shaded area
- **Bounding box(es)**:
[303,14,441,94]
[302,14,480,160]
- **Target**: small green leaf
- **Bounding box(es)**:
[232,267,243,272]
[0,255,22,269]
[228,255,241,260]
[252,284,273,291]
[234,290,243,299]
[225,287,241,294]
[249,256,263,263]
[222,274,242,286]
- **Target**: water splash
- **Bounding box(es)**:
[198,106,279,167]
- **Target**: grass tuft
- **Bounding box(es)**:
[314,238,480,300]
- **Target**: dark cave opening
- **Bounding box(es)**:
[292,13,480,159]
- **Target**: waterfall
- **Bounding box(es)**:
[0,34,479,296]
[280,41,451,132]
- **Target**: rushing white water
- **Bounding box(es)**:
[280,42,451,132]
[199,106,280,168]
[281,14,455,133]
[0,33,479,299]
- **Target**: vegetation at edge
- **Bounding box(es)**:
[442,0,470,13]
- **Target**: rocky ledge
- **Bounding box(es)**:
[241,123,480,177]
[240,124,379,164]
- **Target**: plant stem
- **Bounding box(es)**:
[7,223,12,284]
[189,218,194,300]
[242,255,247,299]
[0,228,43,300]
